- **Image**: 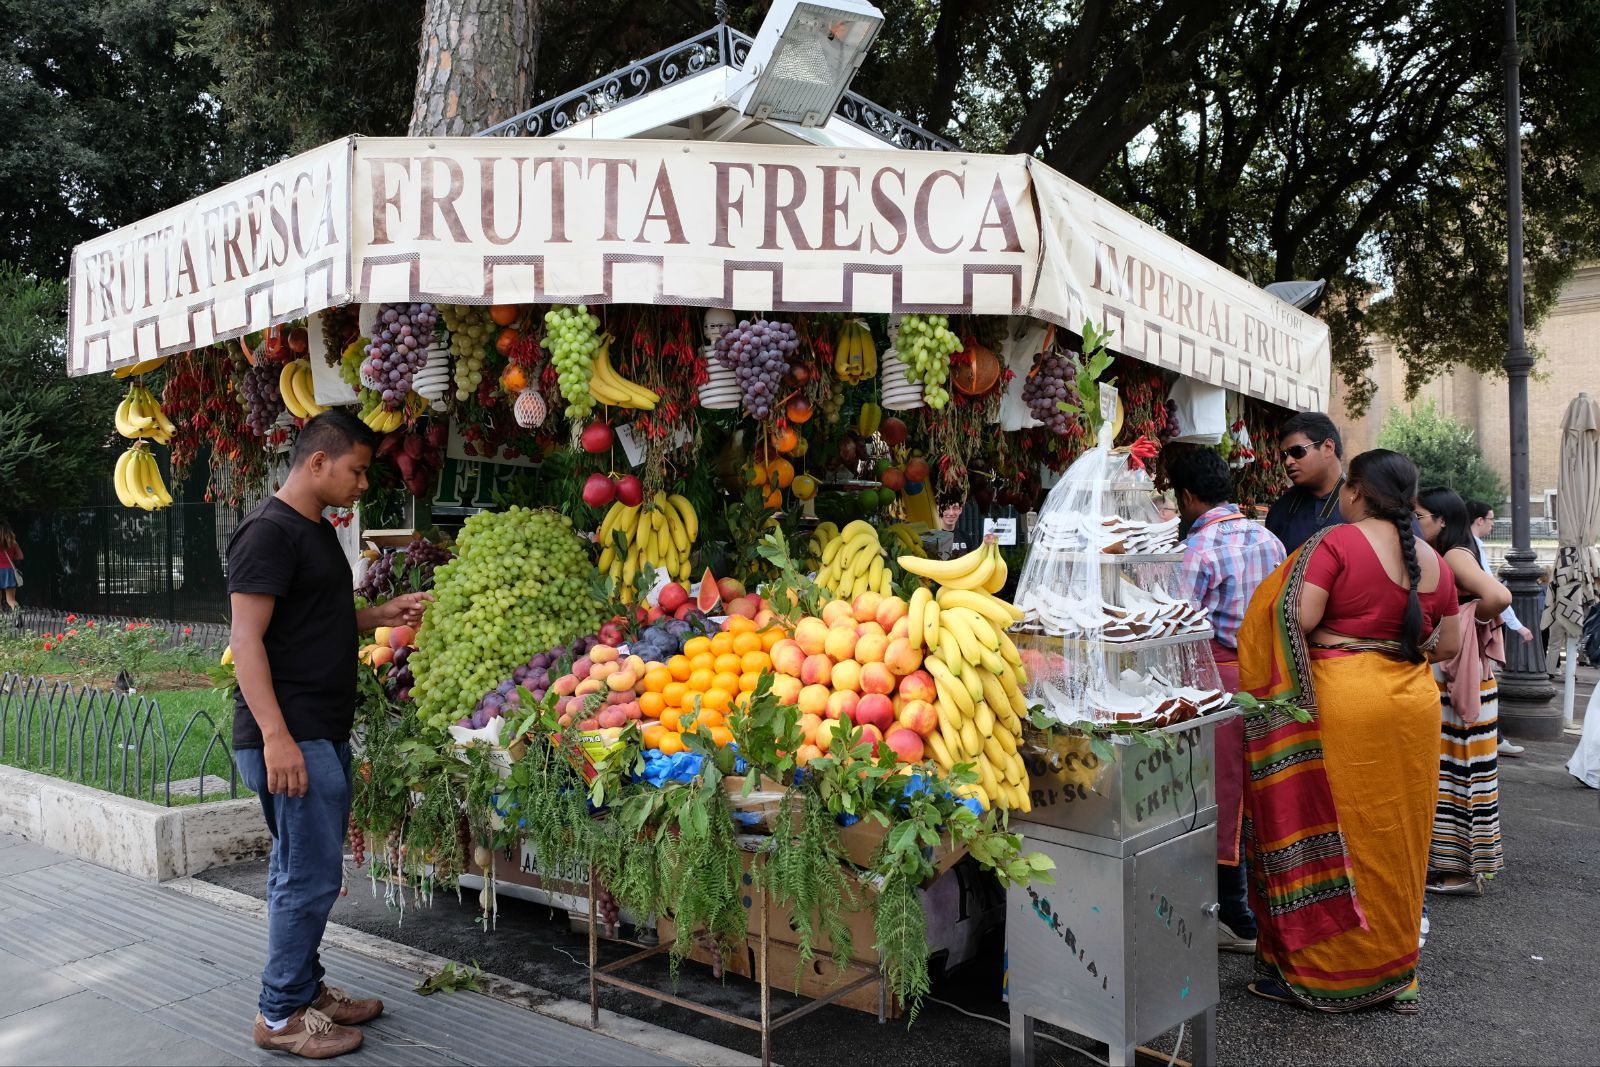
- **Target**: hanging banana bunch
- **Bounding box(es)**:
[833,319,878,384]
[114,444,173,511]
[279,359,328,421]
[815,520,892,599]
[115,383,177,445]
[597,492,700,599]
[588,341,660,410]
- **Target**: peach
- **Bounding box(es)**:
[625,654,646,676]
[800,653,834,687]
[831,658,863,693]
[605,690,632,706]
[874,597,908,630]
[856,723,884,755]
[798,684,832,716]
[373,626,393,647]
[795,742,824,767]
[798,712,823,745]
[575,677,604,696]
[388,625,417,648]
[815,719,841,753]
[572,656,593,678]
[897,699,939,738]
[369,646,395,667]
[591,660,619,679]
[898,669,937,705]
[590,645,619,664]
[753,608,778,629]
[888,617,911,641]
[883,637,922,677]
[606,669,638,692]
[727,596,759,620]
[821,599,856,627]
[794,617,830,656]
[824,625,858,662]
[621,702,642,720]
[855,631,889,664]
[852,591,884,623]
[826,689,859,722]
[854,620,886,642]
[860,662,896,696]
[770,675,803,705]
[885,727,924,763]
[553,674,579,696]
[854,693,896,733]
[770,639,806,676]
[576,717,600,731]
[598,708,626,729]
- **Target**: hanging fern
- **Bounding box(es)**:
[873,869,932,1022]
[757,785,859,978]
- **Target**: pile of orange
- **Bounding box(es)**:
[637,618,787,753]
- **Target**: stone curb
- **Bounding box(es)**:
[165,876,761,1067]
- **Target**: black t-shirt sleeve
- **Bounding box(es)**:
[228,518,293,597]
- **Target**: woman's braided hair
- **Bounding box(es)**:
[1347,449,1425,662]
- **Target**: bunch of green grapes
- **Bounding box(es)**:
[409,506,604,731]
[440,304,492,401]
[895,313,961,410]
[540,304,603,420]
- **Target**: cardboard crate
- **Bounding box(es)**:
[762,940,900,1019]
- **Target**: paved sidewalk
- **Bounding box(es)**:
[0,832,690,1067]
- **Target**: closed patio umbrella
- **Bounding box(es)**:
[1542,392,1600,730]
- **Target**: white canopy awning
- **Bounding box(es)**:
[67,136,1331,412]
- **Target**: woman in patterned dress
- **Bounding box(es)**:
[1414,486,1513,895]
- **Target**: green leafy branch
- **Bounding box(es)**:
[1055,319,1117,436]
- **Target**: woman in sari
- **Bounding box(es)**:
[1415,486,1512,895]
[1237,449,1461,1013]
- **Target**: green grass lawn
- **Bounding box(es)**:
[0,683,250,805]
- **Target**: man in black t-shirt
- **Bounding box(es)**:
[229,410,429,1059]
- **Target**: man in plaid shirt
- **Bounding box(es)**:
[1168,447,1286,956]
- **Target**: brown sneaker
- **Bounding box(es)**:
[252,1008,364,1059]
[310,983,384,1026]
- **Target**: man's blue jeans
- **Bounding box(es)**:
[235,740,352,1021]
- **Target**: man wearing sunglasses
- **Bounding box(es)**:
[1264,412,1347,552]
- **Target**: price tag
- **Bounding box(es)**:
[984,516,1018,545]
[615,424,645,467]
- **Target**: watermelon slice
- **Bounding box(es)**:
[696,568,722,613]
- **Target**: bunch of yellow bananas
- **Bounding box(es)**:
[815,520,893,600]
[114,444,173,511]
[359,399,404,433]
[902,542,1031,811]
[885,522,928,558]
[834,319,877,383]
[279,359,328,420]
[112,356,169,379]
[114,384,176,444]
[805,521,841,570]
[588,342,659,410]
[597,492,699,597]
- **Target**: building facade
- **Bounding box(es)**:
[1333,263,1600,516]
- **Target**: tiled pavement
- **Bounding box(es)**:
[0,833,685,1066]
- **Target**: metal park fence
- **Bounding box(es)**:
[0,672,242,806]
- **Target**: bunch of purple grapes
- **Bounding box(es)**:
[363,303,440,411]
[357,538,454,603]
[240,361,285,437]
[1023,349,1077,434]
[713,317,797,419]
[596,884,621,937]
[461,632,603,730]
[386,645,415,702]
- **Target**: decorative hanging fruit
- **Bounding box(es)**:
[500,364,528,393]
[951,334,1001,396]
[773,423,799,453]
[786,396,814,424]
[905,456,930,483]
[792,474,818,500]
[879,416,908,446]
[489,304,520,327]
[614,474,644,508]
[581,421,615,454]
[582,472,618,508]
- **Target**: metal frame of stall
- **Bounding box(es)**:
[584,852,888,1067]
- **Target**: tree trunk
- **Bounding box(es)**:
[409,0,542,136]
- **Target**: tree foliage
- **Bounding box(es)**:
[1376,400,1507,506]
[0,265,123,509]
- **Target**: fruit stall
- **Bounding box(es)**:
[67,113,1329,1060]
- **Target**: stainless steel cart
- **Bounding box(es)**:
[1006,711,1234,1067]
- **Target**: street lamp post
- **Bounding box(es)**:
[1497,0,1560,737]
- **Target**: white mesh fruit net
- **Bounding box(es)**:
[1012,422,1224,727]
